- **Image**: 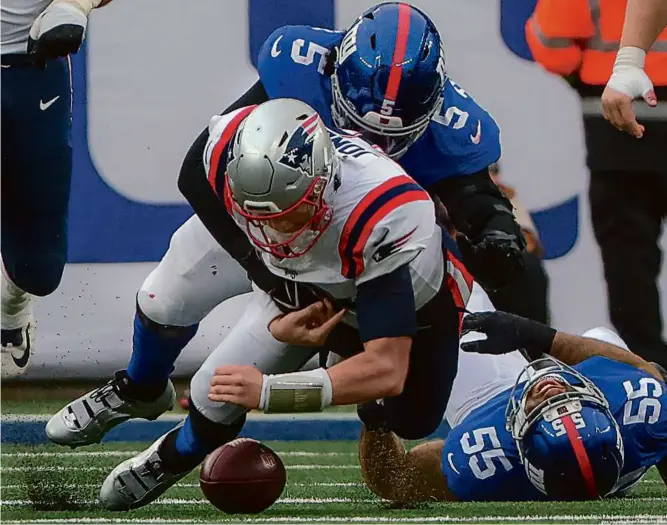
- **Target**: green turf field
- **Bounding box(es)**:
[1,389,665,524]
[1,440,665,524]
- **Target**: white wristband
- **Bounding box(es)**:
[259,367,333,413]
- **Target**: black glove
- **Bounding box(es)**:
[457,229,526,291]
[28,3,88,69]
[461,311,556,360]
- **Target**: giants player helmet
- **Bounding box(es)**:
[331,2,446,159]
[506,358,624,500]
[224,99,338,258]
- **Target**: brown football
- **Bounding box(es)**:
[200,438,287,514]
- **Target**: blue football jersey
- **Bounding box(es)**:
[257,25,501,186]
[441,356,667,501]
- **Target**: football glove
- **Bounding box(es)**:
[460,310,556,360]
[28,0,102,69]
[456,229,526,291]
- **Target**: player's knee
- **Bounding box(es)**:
[190,366,249,425]
[6,254,66,297]
[387,409,443,441]
[137,279,193,327]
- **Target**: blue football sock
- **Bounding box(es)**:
[174,416,209,459]
[126,311,198,388]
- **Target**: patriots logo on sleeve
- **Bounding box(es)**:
[279,113,319,176]
[372,227,418,263]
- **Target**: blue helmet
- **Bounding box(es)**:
[331,2,446,159]
[506,358,624,500]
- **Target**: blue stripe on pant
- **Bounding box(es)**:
[1,56,72,296]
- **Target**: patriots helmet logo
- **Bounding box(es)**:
[279,113,320,176]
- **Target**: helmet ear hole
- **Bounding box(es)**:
[421,44,430,61]
[370,34,377,50]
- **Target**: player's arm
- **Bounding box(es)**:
[325,198,437,404]
[326,265,416,405]
[602,0,665,136]
[461,311,664,381]
[212,199,438,412]
[264,265,419,405]
[433,169,526,290]
[620,0,667,51]
[358,427,455,503]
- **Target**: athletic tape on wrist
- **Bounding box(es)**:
[259,368,333,413]
[615,46,646,69]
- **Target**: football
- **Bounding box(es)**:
[200,438,287,514]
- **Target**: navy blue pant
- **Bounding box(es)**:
[1,56,72,296]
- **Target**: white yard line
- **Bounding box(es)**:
[1,413,359,423]
[2,515,667,524]
[1,464,358,473]
[1,451,355,458]
[1,497,379,506]
[3,497,666,507]
[0,482,363,490]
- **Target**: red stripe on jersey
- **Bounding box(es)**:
[384,3,412,102]
[350,190,430,277]
[448,252,474,292]
[339,175,429,279]
[447,272,466,330]
[207,106,256,194]
[562,415,599,499]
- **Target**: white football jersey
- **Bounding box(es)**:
[1,0,51,54]
[204,108,471,321]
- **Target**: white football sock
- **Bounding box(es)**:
[1,266,32,331]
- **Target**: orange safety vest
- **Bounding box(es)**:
[526,0,667,86]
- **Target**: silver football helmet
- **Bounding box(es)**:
[224,99,337,258]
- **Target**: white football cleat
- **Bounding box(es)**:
[99,425,191,510]
[1,268,34,379]
[46,371,176,447]
[1,318,35,379]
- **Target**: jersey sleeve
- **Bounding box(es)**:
[338,174,435,286]
[257,25,342,99]
[257,25,294,98]
[202,106,256,196]
[399,79,501,186]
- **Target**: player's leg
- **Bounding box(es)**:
[358,426,452,503]
[590,170,667,367]
[98,289,316,510]
[1,57,71,377]
[446,282,528,427]
[45,215,252,446]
